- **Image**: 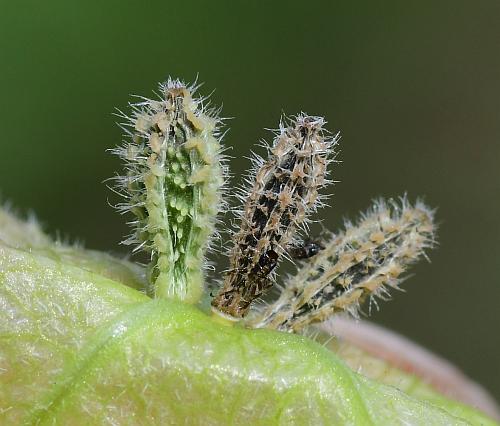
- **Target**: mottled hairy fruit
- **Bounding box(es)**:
[250,198,435,332]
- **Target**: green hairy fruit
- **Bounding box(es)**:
[112,79,225,303]
[0,78,498,425]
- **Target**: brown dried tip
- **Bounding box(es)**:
[211,114,336,318]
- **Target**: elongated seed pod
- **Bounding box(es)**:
[249,198,435,332]
[111,78,226,303]
[212,114,337,318]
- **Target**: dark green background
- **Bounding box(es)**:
[1,1,499,401]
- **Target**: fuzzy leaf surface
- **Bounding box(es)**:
[0,241,496,425]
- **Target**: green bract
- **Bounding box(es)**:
[0,209,496,425]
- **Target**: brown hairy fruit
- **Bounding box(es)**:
[211,114,337,318]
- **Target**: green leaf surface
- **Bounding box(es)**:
[0,207,146,291]
[0,239,496,424]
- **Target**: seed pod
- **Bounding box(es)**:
[211,114,337,318]
[249,198,436,332]
[111,78,226,303]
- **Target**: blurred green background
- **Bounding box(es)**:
[1,1,499,401]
